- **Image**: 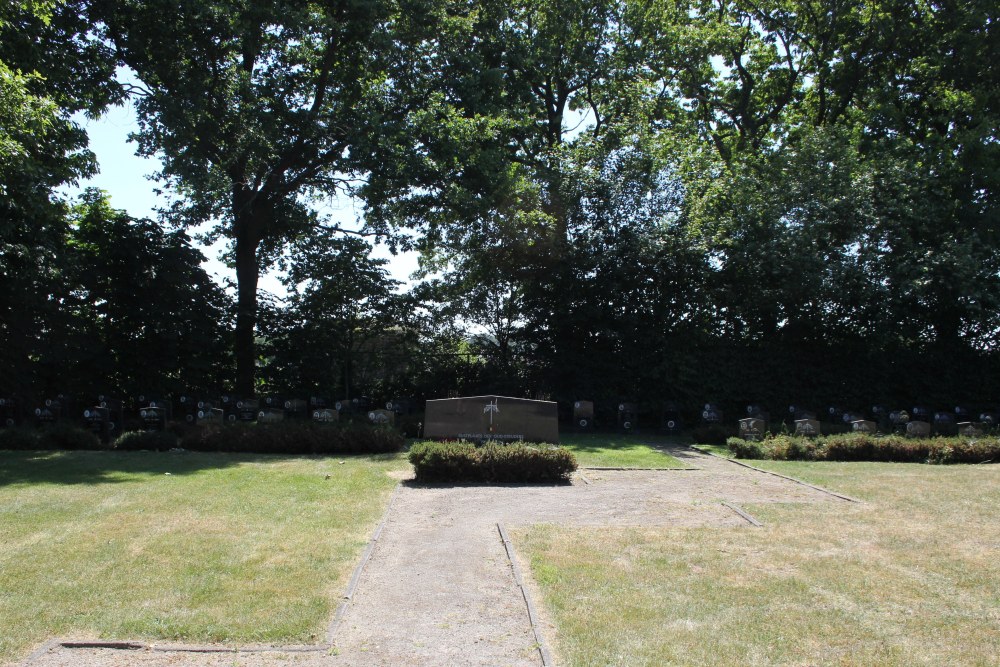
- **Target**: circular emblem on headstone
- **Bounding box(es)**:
[386,401,394,410]
[618,404,625,412]
[227,414,237,422]
[579,418,588,427]
[667,420,676,429]
[574,401,581,409]
[623,421,632,430]
[335,401,344,410]
[35,408,42,416]
[180,396,187,403]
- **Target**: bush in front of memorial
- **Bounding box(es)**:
[408,441,577,483]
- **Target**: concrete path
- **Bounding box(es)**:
[21,448,844,667]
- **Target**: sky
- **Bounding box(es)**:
[66,102,421,298]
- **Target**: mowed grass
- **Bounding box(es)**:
[0,450,406,666]
[559,433,686,468]
[517,461,1000,666]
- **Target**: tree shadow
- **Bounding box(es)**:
[0,449,282,487]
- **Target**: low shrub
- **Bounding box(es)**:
[408,441,480,482]
[42,424,106,450]
[114,430,180,451]
[0,428,43,450]
[179,422,404,455]
[409,441,578,483]
[0,425,106,451]
[725,432,999,464]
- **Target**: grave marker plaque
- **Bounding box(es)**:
[662,402,682,434]
[236,398,259,422]
[906,421,931,437]
[701,403,723,424]
[739,417,766,440]
[618,402,638,433]
[258,408,284,423]
[573,400,595,430]
[795,418,821,436]
[368,409,395,425]
[178,394,199,423]
[0,397,18,427]
[140,399,169,431]
[424,395,558,443]
[957,422,982,437]
[197,403,223,424]
[852,419,877,434]
[283,399,308,419]
[84,405,111,440]
[313,407,339,423]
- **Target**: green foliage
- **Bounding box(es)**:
[0,425,106,451]
[0,428,42,451]
[407,441,480,482]
[409,441,577,483]
[113,430,180,452]
[179,423,403,455]
[727,433,1000,465]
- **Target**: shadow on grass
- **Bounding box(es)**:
[0,449,404,487]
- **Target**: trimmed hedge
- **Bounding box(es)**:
[409,441,578,483]
[114,430,181,451]
[726,433,1000,464]
[0,425,106,451]
[179,422,404,455]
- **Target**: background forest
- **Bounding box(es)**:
[2,0,998,424]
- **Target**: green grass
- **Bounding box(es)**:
[517,461,1000,667]
[0,450,406,666]
[558,433,687,468]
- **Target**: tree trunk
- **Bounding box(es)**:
[233,194,262,396]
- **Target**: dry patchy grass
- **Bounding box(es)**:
[517,461,1000,666]
[0,450,406,666]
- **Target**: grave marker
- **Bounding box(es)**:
[573,400,595,430]
[424,395,558,443]
[795,418,821,436]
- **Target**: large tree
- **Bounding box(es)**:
[0,0,119,399]
[96,0,420,394]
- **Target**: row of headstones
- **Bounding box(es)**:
[567,400,998,437]
[571,401,683,433]
[0,395,416,440]
[737,404,998,440]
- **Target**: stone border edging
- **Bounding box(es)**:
[327,482,402,643]
[497,523,554,667]
[581,466,700,471]
[721,501,763,527]
[694,448,861,503]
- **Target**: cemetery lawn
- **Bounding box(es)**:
[516,461,1000,667]
[559,433,687,468]
[0,450,406,666]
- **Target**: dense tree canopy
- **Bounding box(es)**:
[2,0,998,419]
